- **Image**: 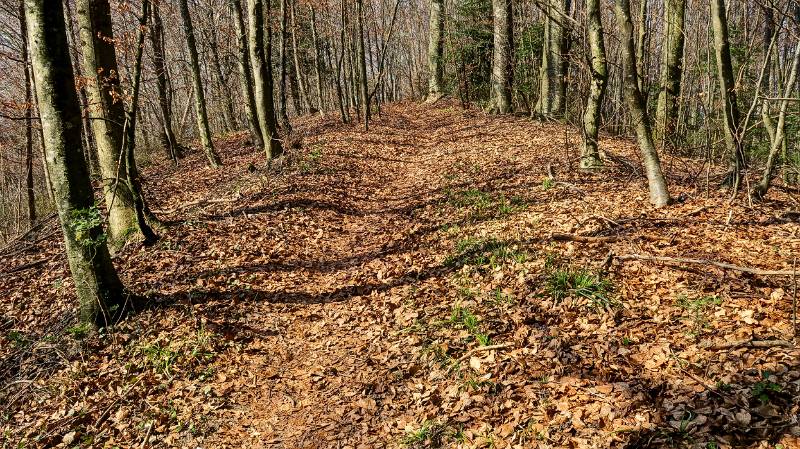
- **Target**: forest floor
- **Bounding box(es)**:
[2,101,800,448]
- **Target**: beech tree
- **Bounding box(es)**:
[426,0,444,102]
[487,0,512,113]
[248,0,283,159]
[25,0,125,325]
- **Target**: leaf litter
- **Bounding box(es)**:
[1,101,799,448]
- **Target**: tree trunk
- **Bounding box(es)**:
[206,22,237,133]
[178,0,222,168]
[25,0,125,326]
[150,1,180,163]
[249,0,284,159]
[310,5,325,115]
[356,0,370,129]
[278,0,293,131]
[487,0,512,114]
[290,0,313,114]
[76,0,141,247]
[19,1,36,224]
[536,0,568,118]
[711,0,744,190]
[635,0,648,95]
[232,0,264,148]
[751,38,800,199]
[580,0,607,169]
[337,0,351,123]
[615,0,670,207]
[426,0,444,102]
[654,0,686,149]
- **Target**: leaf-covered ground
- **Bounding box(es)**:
[2,101,800,448]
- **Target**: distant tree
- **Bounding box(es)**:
[654,0,686,149]
[580,0,606,169]
[248,0,283,159]
[426,0,445,102]
[487,0,513,113]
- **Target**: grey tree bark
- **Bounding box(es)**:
[248,0,284,159]
[487,0,512,114]
[290,0,312,114]
[231,0,264,148]
[425,0,444,102]
[76,0,141,247]
[178,0,222,168]
[278,0,293,132]
[654,0,686,149]
[711,0,744,190]
[150,1,181,163]
[19,0,35,224]
[356,0,370,129]
[25,0,125,325]
[536,0,569,118]
[580,0,607,169]
[310,5,326,115]
[615,0,671,207]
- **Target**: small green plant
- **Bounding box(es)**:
[545,266,615,309]
[401,420,447,448]
[308,147,323,162]
[445,238,526,271]
[449,305,492,346]
[541,178,554,190]
[675,294,721,335]
[69,206,106,248]
[141,341,180,378]
[751,371,782,404]
[66,323,92,340]
[621,336,633,346]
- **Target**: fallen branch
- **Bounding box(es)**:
[615,253,796,276]
[457,343,513,363]
[551,233,620,243]
[700,339,794,350]
[2,258,48,275]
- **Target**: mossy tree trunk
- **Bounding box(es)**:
[26,0,126,326]
[536,0,569,118]
[654,0,686,149]
[232,0,264,149]
[487,0,513,114]
[580,0,607,169]
[615,0,671,207]
[426,0,444,102]
[76,0,142,247]
[248,0,284,159]
[711,0,744,191]
[178,0,222,168]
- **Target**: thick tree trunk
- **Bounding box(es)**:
[426,0,444,102]
[19,1,36,224]
[249,0,284,159]
[356,0,370,129]
[232,0,264,148]
[178,0,222,168]
[654,0,686,149]
[580,0,607,169]
[25,0,125,325]
[536,0,568,118]
[711,0,744,190]
[615,0,670,207]
[76,0,141,247]
[487,0,512,114]
[150,2,180,163]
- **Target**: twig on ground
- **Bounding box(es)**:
[457,343,514,363]
[551,233,620,243]
[700,338,795,350]
[614,254,797,276]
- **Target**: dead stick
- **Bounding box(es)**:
[457,343,513,363]
[551,233,620,243]
[615,254,797,276]
[794,257,797,341]
[700,339,795,350]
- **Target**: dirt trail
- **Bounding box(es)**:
[3,102,800,448]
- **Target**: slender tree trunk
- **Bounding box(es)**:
[25,0,125,326]
[487,0,512,114]
[19,1,36,224]
[536,0,568,117]
[711,0,744,190]
[206,23,236,132]
[615,0,670,207]
[150,1,180,163]
[635,0,648,95]
[581,0,607,169]
[249,0,284,159]
[290,0,312,113]
[232,0,264,149]
[654,0,686,149]
[752,38,800,199]
[337,0,351,123]
[76,0,142,247]
[426,0,444,102]
[178,0,222,167]
[278,0,293,131]
[356,0,370,129]
[310,5,325,115]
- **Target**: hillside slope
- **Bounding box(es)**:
[2,102,799,448]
